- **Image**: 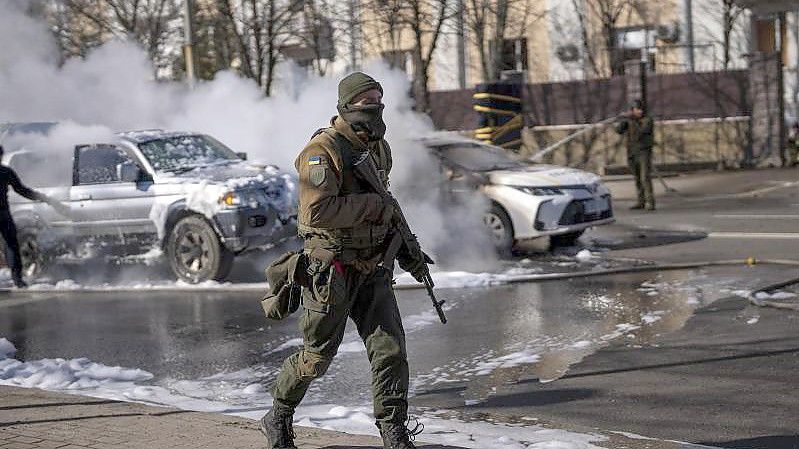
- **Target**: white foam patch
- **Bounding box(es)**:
[12,267,546,292]
[641,311,665,324]
[0,337,606,449]
[753,290,797,300]
[0,349,152,391]
[575,249,594,262]
[394,266,547,289]
[0,338,17,359]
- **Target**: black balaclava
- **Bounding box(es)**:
[337,72,386,142]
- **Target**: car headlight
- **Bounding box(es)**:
[512,186,564,196]
[220,191,241,207]
[220,190,267,208]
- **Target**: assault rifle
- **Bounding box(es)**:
[353,154,447,324]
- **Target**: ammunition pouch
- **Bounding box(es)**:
[260,251,309,320]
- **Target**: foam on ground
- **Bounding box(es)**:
[0,337,606,448]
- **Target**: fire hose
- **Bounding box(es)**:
[394,258,799,291]
[528,114,679,194]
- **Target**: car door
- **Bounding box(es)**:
[70,144,155,237]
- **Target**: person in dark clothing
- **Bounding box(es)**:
[616,100,656,211]
[0,145,62,288]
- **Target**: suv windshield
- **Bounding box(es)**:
[138,135,239,172]
[436,142,526,172]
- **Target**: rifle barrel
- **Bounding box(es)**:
[424,274,447,324]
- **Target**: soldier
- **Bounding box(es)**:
[616,100,655,211]
[260,72,432,449]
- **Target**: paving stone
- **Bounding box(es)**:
[0,385,693,449]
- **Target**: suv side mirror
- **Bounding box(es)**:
[236,152,248,161]
[117,162,142,183]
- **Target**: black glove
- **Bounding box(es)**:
[399,250,434,284]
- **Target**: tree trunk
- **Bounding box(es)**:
[412,40,429,112]
[723,5,731,70]
[490,0,509,81]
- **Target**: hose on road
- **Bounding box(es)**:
[496,258,799,285]
[396,258,799,297]
[749,273,799,311]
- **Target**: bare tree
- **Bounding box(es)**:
[463,0,544,83]
[587,0,633,76]
[364,0,452,112]
[182,0,240,80]
[363,0,404,68]
[693,0,748,71]
[406,0,451,112]
[296,0,338,76]
[217,0,298,96]
[721,0,745,69]
[64,0,182,74]
[44,2,109,59]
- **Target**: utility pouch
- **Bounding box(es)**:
[260,251,308,320]
[302,246,343,314]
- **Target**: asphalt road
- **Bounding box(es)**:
[1,168,798,448]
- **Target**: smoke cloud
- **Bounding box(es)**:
[0,0,495,275]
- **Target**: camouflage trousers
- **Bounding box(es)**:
[629,150,655,209]
[271,257,409,426]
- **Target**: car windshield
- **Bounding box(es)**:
[436,142,526,172]
[137,135,239,172]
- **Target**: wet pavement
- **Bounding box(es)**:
[2,168,799,448]
[0,265,784,412]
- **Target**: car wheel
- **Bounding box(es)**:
[550,230,584,249]
[483,204,515,256]
[19,234,46,278]
[167,215,234,283]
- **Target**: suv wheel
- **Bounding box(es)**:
[550,230,584,249]
[483,204,514,256]
[19,234,45,278]
[167,216,234,283]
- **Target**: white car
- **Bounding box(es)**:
[423,135,614,252]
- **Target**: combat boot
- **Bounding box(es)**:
[259,404,297,449]
[380,420,423,449]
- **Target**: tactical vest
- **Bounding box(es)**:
[299,128,390,257]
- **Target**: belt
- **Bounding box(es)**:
[298,224,387,250]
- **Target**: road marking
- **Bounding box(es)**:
[709,232,799,239]
[714,214,799,219]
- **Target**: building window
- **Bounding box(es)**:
[490,37,528,73]
[612,27,657,75]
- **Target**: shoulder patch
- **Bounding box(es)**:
[308,155,324,165]
[310,166,327,186]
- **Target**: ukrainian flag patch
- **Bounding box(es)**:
[308,155,323,165]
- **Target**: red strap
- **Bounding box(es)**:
[332,259,345,276]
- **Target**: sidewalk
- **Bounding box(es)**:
[0,386,708,449]
[0,386,389,449]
